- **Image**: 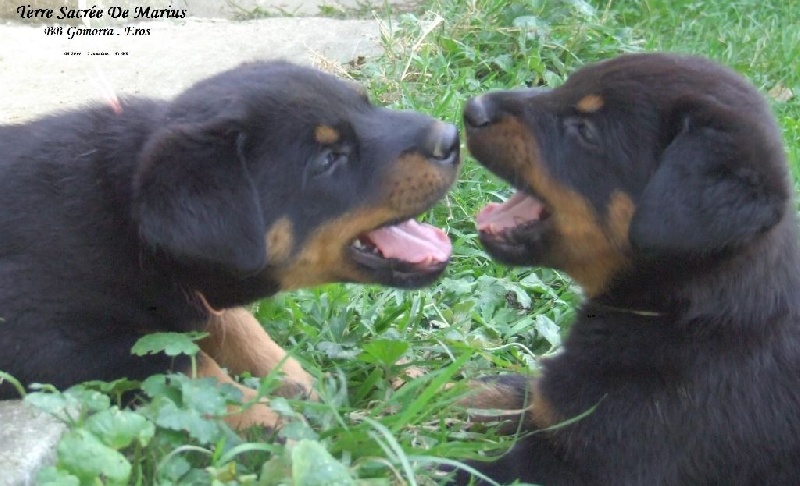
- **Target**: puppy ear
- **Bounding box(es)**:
[133,117,266,277]
[629,95,787,258]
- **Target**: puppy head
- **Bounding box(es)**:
[465,53,790,296]
[132,61,459,300]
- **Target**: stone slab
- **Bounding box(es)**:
[0,401,66,486]
[0,16,387,123]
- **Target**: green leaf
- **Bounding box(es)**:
[76,378,142,397]
[155,401,221,444]
[317,341,360,359]
[506,282,533,309]
[24,392,77,421]
[36,467,81,486]
[360,339,409,367]
[440,277,475,296]
[65,387,111,413]
[268,396,293,416]
[519,271,553,296]
[85,408,156,449]
[180,377,229,416]
[131,332,206,357]
[278,419,319,442]
[564,0,596,18]
[292,440,355,486]
[56,429,131,484]
[439,36,459,54]
[157,455,193,482]
[354,367,384,403]
[362,417,415,485]
[141,374,182,403]
[259,452,292,486]
[534,315,562,348]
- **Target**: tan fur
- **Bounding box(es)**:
[276,152,455,290]
[576,94,604,113]
[195,350,283,430]
[200,307,315,399]
[472,117,631,295]
[265,217,294,264]
[314,125,340,145]
[607,190,635,248]
[527,379,559,428]
[462,377,560,430]
[275,206,396,289]
[462,381,528,413]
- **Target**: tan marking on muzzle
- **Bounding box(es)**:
[265,217,294,264]
[275,206,396,290]
[607,190,635,248]
[469,117,630,296]
[275,152,456,290]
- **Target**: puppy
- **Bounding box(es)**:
[456,53,800,484]
[0,61,459,430]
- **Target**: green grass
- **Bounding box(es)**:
[612,0,800,185]
[29,0,800,484]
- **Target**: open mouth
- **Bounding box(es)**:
[346,219,452,287]
[475,190,552,261]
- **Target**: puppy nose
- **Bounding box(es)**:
[464,95,494,128]
[465,88,548,128]
[426,122,460,165]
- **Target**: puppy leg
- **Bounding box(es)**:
[461,375,557,431]
[452,375,582,485]
[200,307,315,399]
[195,351,282,430]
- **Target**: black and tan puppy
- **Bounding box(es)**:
[456,53,800,484]
[0,60,459,429]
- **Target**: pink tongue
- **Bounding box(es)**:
[476,191,545,234]
[365,220,452,264]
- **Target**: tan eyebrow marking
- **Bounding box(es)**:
[576,94,604,113]
[314,125,340,145]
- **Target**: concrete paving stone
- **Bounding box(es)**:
[0,16,391,123]
[0,401,66,486]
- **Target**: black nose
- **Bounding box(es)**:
[464,96,495,128]
[426,122,460,165]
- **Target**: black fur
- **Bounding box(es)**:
[0,61,459,397]
[458,53,800,484]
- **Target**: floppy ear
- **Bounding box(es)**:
[133,117,266,277]
[629,96,787,258]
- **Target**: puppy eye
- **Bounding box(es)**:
[565,118,600,147]
[309,147,349,178]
